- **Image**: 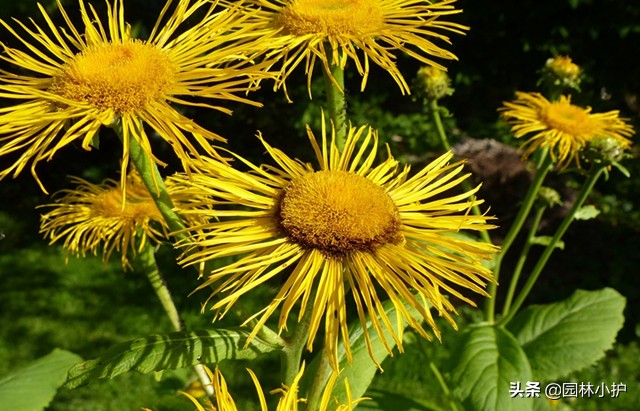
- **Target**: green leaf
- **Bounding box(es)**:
[450,325,533,411]
[355,388,445,411]
[64,328,280,389]
[574,205,601,220]
[0,349,83,411]
[530,236,565,250]
[507,288,625,380]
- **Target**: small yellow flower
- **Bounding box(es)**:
[413,66,454,101]
[0,0,273,192]
[171,116,498,370]
[226,0,468,95]
[544,55,581,86]
[500,92,634,169]
[180,363,360,411]
[39,172,194,269]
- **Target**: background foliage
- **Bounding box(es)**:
[1,0,639,409]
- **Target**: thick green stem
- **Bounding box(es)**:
[498,165,606,327]
[113,123,188,241]
[501,206,546,316]
[281,302,314,386]
[484,151,553,323]
[321,60,347,151]
[136,241,214,399]
[305,350,332,411]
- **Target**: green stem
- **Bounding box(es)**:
[429,99,491,244]
[484,151,553,323]
[113,122,187,241]
[429,361,460,411]
[281,302,314,386]
[321,59,347,151]
[136,241,214,399]
[501,206,546,316]
[498,165,606,327]
[306,350,332,411]
[429,99,452,151]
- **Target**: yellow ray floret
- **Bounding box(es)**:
[39,171,202,269]
[0,0,274,192]
[500,92,634,169]
[179,363,360,411]
[222,0,468,95]
[170,117,498,370]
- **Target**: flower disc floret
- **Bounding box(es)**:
[50,41,175,113]
[278,170,401,257]
[277,0,384,36]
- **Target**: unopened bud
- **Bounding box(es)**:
[413,66,454,101]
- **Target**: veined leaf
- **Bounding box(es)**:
[0,349,82,411]
[450,325,533,411]
[507,288,625,380]
[65,328,280,389]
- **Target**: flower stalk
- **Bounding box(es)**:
[501,205,546,316]
[322,57,347,151]
[498,163,607,327]
[484,150,553,323]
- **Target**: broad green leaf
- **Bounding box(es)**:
[507,288,625,380]
[0,349,83,411]
[450,325,533,411]
[574,205,601,220]
[65,328,280,389]
[355,388,445,411]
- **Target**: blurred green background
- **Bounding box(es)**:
[1,0,639,409]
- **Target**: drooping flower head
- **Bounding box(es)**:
[39,172,197,269]
[171,116,498,370]
[225,0,468,95]
[500,92,634,169]
[179,363,359,410]
[0,0,274,192]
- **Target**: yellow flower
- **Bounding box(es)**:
[39,172,194,269]
[545,56,581,81]
[226,0,468,95]
[180,363,359,411]
[0,0,272,192]
[500,92,634,169]
[413,65,453,101]
[171,116,498,369]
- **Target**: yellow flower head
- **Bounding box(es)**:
[545,55,581,81]
[39,172,194,269]
[413,65,453,101]
[226,0,468,95]
[171,116,498,370]
[0,0,273,192]
[500,92,634,169]
[180,363,360,411]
